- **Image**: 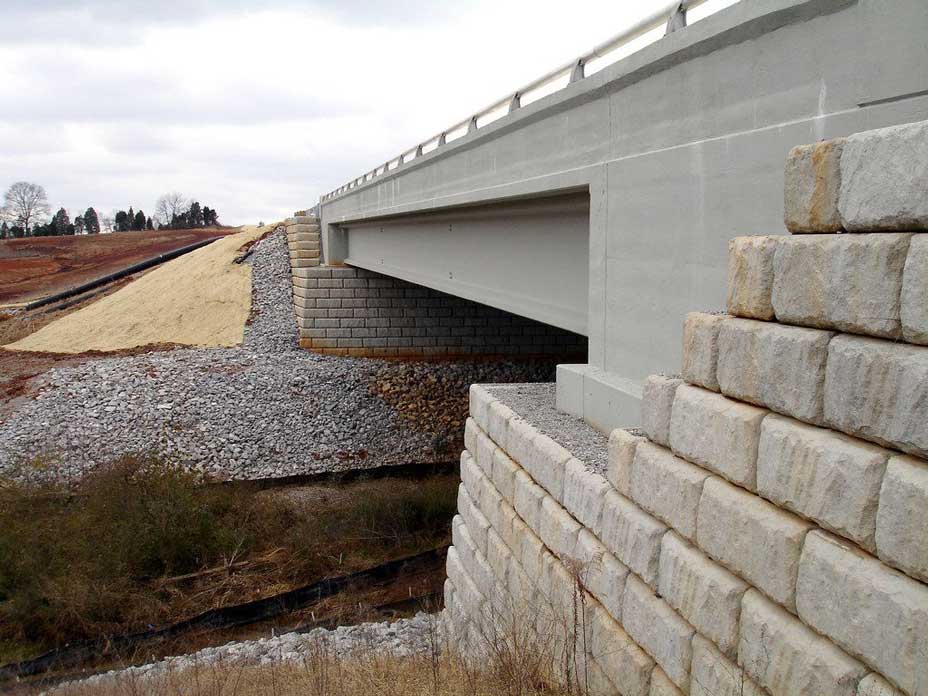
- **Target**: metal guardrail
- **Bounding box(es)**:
[321,0,715,203]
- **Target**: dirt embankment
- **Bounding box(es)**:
[0,228,235,306]
[5,227,265,353]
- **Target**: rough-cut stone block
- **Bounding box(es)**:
[607,428,646,496]
[457,483,490,560]
[697,477,812,612]
[839,120,928,232]
[772,233,911,339]
[473,426,497,478]
[681,312,728,391]
[589,603,653,696]
[622,575,694,692]
[858,674,905,696]
[658,532,748,659]
[876,454,928,583]
[739,589,866,696]
[629,442,710,542]
[485,528,511,590]
[538,496,581,560]
[507,417,539,472]
[469,385,496,432]
[784,139,845,233]
[717,318,833,425]
[690,634,766,696]
[669,385,767,490]
[641,375,683,447]
[464,418,479,457]
[575,529,627,623]
[902,235,928,345]
[491,448,519,504]
[758,414,889,552]
[825,334,928,458]
[649,666,685,696]
[598,490,667,589]
[524,435,570,501]
[513,470,545,532]
[796,531,928,695]
[727,236,778,320]
[562,460,611,531]
[487,399,515,452]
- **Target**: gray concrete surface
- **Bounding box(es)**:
[319,0,928,430]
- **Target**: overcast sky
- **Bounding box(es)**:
[0,0,738,226]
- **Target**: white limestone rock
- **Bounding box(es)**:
[538,496,581,560]
[717,318,833,425]
[876,454,928,583]
[658,532,748,660]
[681,312,728,391]
[839,120,928,231]
[669,384,767,490]
[690,634,766,696]
[487,399,515,452]
[562,459,611,531]
[727,236,778,320]
[772,233,912,339]
[640,375,683,447]
[784,139,845,233]
[598,489,668,589]
[696,477,812,613]
[629,442,711,542]
[757,414,889,552]
[901,235,928,345]
[622,575,695,692]
[491,448,519,504]
[607,428,646,496]
[739,589,867,696]
[469,385,496,432]
[858,673,906,696]
[574,529,628,623]
[650,665,685,696]
[796,531,928,695]
[524,434,570,502]
[513,469,546,532]
[589,603,654,696]
[824,334,928,458]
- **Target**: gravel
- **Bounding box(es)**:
[0,228,556,484]
[49,612,440,692]
[485,383,608,476]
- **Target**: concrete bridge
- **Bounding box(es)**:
[316,0,928,432]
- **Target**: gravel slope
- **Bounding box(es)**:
[0,228,555,483]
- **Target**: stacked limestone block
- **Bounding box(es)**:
[285,214,322,346]
[444,118,928,696]
[294,264,586,359]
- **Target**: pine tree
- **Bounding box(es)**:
[0,222,8,239]
[114,210,128,232]
[187,201,203,228]
[53,208,70,236]
[133,210,146,231]
[146,217,154,230]
[84,207,100,234]
[74,215,84,235]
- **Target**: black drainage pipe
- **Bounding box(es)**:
[19,236,224,312]
[0,545,448,682]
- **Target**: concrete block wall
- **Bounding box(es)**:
[444,121,928,696]
[291,264,586,360]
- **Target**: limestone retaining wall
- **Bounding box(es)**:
[444,120,928,696]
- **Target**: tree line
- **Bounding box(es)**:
[0,182,221,239]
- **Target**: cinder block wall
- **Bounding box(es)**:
[445,121,928,696]
[291,264,586,360]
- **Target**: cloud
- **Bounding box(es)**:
[0,0,741,224]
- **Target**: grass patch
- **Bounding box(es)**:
[0,458,457,664]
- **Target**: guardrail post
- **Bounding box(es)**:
[569,58,585,83]
[438,132,447,146]
[467,115,478,134]
[666,2,687,33]
[508,92,521,113]
[415,144,423,157]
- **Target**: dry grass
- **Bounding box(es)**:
[0,460,457,663]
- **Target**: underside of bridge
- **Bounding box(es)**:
[334,192,590,337]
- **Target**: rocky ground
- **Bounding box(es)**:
[50,612,440,692]
[0,228,556,483]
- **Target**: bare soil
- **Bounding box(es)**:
[0,228,234,305]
